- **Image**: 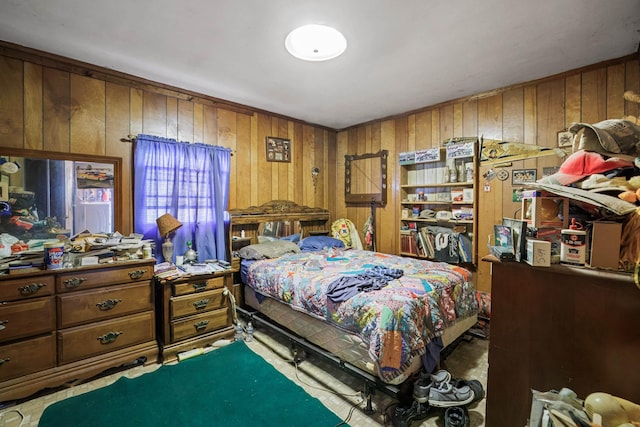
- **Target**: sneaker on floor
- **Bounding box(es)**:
[414,369,451,402]
[428,382,475,408]
[452,378,485,405]
[444,406,469,427]
[391,400,430,427]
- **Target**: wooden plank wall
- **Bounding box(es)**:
[0,45,334,239]
[1,42,638,292]
[335,57,640,292]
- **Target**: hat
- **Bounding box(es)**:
[537,150,634,186]
[570,119,640,161]
[578,173,632,193]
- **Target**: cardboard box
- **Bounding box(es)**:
[590,221,622,269]
[526,239,551,267]
[520,197,569,228]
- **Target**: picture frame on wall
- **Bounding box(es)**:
[266,137,291,163]
[557,130,573,148]
[512,168,537,185]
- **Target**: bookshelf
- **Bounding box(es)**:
[399,138,479,265]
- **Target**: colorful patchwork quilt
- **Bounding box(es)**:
[246,248,478,383]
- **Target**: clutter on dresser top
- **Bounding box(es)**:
[0,229,156,276]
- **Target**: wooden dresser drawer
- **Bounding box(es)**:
[57,311,155,364]
[57,281,153,328]
[56,264,153,293]
[0,297,55,343]
[0,334,56,382]
[0,275,54,302]
[170,307,229,342]
[170,288,227,318]
[173,276,225,296]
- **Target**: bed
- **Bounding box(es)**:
[229,200,478,386]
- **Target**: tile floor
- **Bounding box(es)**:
[0,328,488,427]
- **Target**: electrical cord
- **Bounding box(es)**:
[291,358,360,398]
[0,409,24,425]
[333,398,364,427]
[222,286,238,324]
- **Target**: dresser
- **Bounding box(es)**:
[155,270,235,362]
[0,260,158,402]
[485,259,640,427]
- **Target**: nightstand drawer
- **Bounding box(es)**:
[0,275,54,302]
[57,281,153,328]
[170,308,229,342]
[170,288,227,318]
[0,297,55,343]
[173,276,225,296]
[57,264,153,293]
[0,334,56,382]
[57,311,155,364]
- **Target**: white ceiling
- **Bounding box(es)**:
[0,0,639,130]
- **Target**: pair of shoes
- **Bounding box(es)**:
[391,400,430,427]
[428,373,485,408]
[414,369,451,403]
[444,406,469,427]
[429,382,475,408]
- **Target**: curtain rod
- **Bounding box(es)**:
[121,135,235,155]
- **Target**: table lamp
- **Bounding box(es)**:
[156,213,183,263]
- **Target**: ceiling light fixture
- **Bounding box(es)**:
[285,24,347,61]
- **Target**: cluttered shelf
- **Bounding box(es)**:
[0,231,158,276]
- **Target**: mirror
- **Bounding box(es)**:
[344,150,388,206]
[257,221,301,241]
[0,148,122,244]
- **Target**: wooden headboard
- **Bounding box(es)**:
[228,200,330,245]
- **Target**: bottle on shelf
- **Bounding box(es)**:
[245,321,254,342]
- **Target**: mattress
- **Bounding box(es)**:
[243,248,478,384]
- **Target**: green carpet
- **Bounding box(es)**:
[39,341,347,427]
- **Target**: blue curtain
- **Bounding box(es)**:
[133,134,231,263]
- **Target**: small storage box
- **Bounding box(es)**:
[526,239,551,267]
[590,221,622,269]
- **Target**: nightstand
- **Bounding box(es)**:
[155,270,235,362]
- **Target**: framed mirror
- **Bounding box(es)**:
[0,148,122,243]
[344,150,388,206]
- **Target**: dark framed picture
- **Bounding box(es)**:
[265,137,291,163]
[557,130,573,148]
[512,168,537,185]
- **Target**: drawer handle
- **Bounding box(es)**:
[98,331,122,344]
[193,320,209,332]
[128,269,146,280]
[96,299,122,311]
[0,357,10,366]
[0,320,8,328]
[193,299,210,310]
[19,282,47,295]
[192,282,207,292]
[64,277,87,289]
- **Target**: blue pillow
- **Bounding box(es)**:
[280,233,301,243]
[299,236,345,252]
